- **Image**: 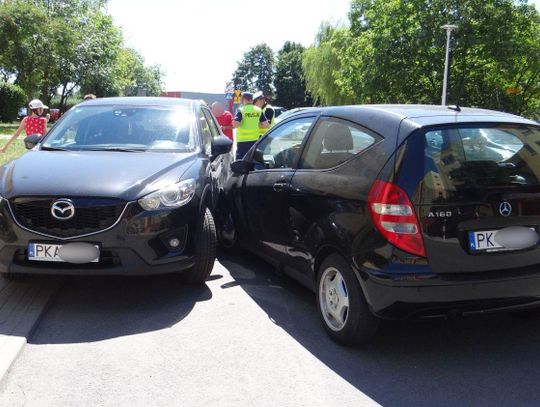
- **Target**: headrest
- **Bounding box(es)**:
[322,122,353,151]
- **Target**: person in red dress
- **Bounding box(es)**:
[211,102,234,141]
[2,99,50,153]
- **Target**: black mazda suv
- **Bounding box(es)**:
[220,104,540,345]
[0,97,232,283]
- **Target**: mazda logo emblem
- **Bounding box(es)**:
[51,199,75,220]
[499,201,512,217]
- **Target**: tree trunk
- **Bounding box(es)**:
[59,83,69,113]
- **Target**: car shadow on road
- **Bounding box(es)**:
[29,274,212,344]
[218,251,540,407]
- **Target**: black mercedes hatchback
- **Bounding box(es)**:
[0,97,232,283]
[220,105,540,345]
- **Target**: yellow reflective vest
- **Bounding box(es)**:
[259,105,275,136]
[236,104,262,142]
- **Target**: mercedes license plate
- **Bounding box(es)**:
[468,228,536,253]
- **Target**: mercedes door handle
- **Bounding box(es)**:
[273,181,288,192]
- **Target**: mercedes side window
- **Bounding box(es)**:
[300,117,381,169]
[252,117,315,170]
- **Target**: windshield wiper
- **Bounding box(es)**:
[83,147,146,152]
[40,146,72,151]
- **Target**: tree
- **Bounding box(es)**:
[303,24,355,105]
[0,0,121,107]
[0,0,163,110]
[119,48,163,96]
[53,9,123,110]
[232,43,274,95]
[82,47,163,97]
[0,82,26,122]
[31,0,109,16]
[274,42,311,108]
[304,0,540,117]
[0,1,52,99]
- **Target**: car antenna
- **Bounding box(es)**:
[447,104,461,112]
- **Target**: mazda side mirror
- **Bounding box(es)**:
[211,136,233,159]
[231,160,254,175]
[24,134,41,150]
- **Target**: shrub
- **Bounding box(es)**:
[0,82,26,122]
[50,95,84,113]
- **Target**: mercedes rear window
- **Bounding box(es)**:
[405,124,540,202]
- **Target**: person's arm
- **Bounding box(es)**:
[232,110,242,128]
[1,118,26,153]
[265,107,274,123]
[43,115,50,135]
[258,111,269,129]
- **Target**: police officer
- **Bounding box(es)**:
[253,91,275,137]
[232,91,269,159]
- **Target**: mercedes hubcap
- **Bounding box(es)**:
[319,267,349,332]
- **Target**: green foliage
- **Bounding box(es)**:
[51,8,123,110]
[232,41,314,107]
[303,24,356,105]
[0,0,163,110]
[50,94,83,111]
[0,82,26,122]
[232,43,275,95]
[0,1,51,99]
[304,0,540,117]
[81,46,163,98]
[274,42,312,108]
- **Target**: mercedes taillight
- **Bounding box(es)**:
[368,180,426,257]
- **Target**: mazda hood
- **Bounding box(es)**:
[0,150,198,201]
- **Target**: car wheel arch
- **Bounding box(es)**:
[313,245,375,314]
[313,244,368,287]
[313,245,348,284]
[199,184,214,214]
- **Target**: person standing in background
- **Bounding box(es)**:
[211,102,234,141]
[253,91,275,137]
[232,92,269,160]
[2,99,50,153]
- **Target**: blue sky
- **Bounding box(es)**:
[107,0,540,94]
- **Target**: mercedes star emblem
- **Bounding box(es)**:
[51,199,75,220]
[499,201,512,217]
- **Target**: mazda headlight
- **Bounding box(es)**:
[138,179,196,211]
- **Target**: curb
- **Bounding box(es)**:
[0,277,61,382]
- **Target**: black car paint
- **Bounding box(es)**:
[0,97,232,275]
[225,105,540,319]
[0,150,198,200]
[396,124,540,275]
[0,199,198,275]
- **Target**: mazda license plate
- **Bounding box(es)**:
[28,242,100,262]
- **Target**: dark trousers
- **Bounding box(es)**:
[236,141,256,160]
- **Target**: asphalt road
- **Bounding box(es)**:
[1,252,540,406]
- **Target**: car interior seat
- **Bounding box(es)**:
[315,122,355,168]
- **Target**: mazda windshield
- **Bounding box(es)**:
[41,105,197,152]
